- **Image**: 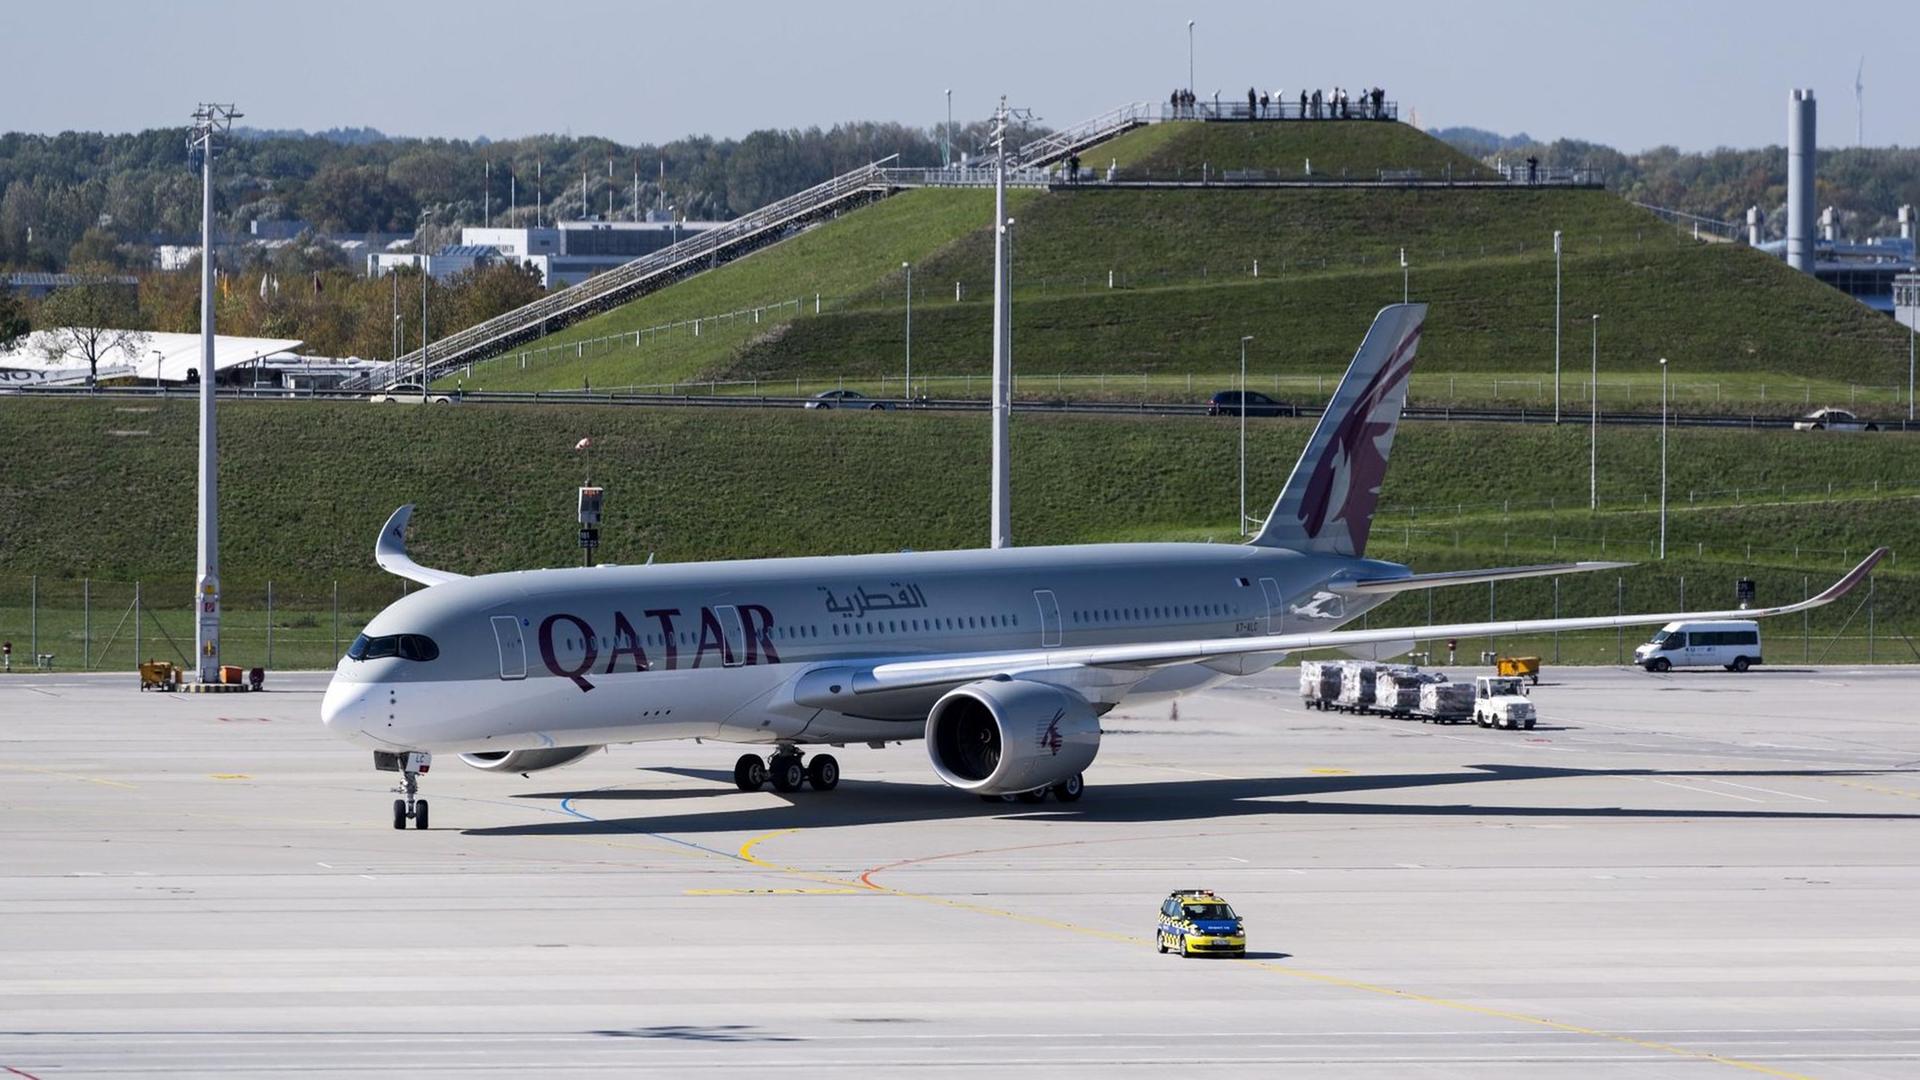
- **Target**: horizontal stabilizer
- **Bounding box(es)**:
[1335,561,1633,594]
[375,505,469,587]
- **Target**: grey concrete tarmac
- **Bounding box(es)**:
[2,664,1918,1078]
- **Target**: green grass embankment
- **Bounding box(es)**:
[1093,120,1493,179]
[439,188,1028,393]
[3,398,1916,672]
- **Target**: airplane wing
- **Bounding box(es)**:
[838,548,1888,697]
[1333,560,1633,594]
[374,505,469,587]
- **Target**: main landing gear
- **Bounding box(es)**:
[734,749,839,793]
[375,750,432,830]
[980,773,1085,805]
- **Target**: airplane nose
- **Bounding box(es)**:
[321,677,368,739]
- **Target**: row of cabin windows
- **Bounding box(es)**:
[1072,602,1237,625]
[833,613,1018,636]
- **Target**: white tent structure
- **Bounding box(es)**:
[0,330,303,386]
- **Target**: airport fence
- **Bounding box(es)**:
[0,577,401,677]
[1354,562,1920,669]
[1,557,1912,676]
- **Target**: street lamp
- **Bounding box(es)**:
[1400,248,1408,303]
[1553,230,1563,423]
[902,261,912,403]
[1187,20,1196,101]
[1239,334,1254,536]
[1659,356,1669,560]
[1589,314,1598,511]
[944,89,953,169]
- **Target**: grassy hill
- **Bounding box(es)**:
[2,397,1915,669]
[1093,119,1494,179]
[438,120,1912,415]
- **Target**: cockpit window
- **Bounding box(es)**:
[347,633,438,662]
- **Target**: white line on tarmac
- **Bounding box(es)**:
[1706,778,1826,802]
[1644,778,1764,802]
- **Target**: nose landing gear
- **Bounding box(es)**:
[375,750,432,829]
[733,749,839,793]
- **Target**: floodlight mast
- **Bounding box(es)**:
[188,102,239,684]
[988,97,1030,550]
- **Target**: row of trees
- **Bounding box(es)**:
[1439,127,1920,239]
[0,120,1011,275]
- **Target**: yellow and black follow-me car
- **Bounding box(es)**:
[1156,889,1246,957]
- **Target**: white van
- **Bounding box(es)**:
[1634,620,1762,672]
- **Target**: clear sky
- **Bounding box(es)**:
[7,0,1915,151]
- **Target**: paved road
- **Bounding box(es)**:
[10,383,1894,432]
[3,666,1918,1077]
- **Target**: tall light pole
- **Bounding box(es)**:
[420,265,429,400]
[1187,20,1196,100]
[1239,335,1254,536]
[1400,248,1408,303]
[1553,230,1563,423]
[1659,356,1669,560]
[1589,314,1598,511]
[902,261,912,402]
[944,89,953,168]
[989,98,1014,549]
[188,103,238,685]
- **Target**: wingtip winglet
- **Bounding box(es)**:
[1815,546,1891,605]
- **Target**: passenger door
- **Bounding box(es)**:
[1259,578,1285,633]
[1033,590,1062,648]
[490,615,526,680]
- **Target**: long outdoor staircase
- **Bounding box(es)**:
[1010,101,1153,168]
[355,104,1155,386]
[349,157,905,387]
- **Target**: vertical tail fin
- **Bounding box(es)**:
[1250,304,1426,556]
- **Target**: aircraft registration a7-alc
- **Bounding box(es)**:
[320,304,1886,829]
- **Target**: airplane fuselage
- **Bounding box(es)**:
[320,541,1404,755]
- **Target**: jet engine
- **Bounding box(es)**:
[459,746,603,775]
[925,679,1099,795]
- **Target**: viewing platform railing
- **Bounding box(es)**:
[1163,100,1400,122]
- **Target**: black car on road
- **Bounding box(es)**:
[1207,390,1291,417]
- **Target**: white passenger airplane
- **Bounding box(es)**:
[320,304,1886,829]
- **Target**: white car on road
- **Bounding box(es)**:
[1793,407,1878,432]
[369,383,455,404]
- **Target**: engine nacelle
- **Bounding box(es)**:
[926,679,1099,795]
[459,746,603,775]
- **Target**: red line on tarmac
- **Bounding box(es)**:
[7,1066,48,1080]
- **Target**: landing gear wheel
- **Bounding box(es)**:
[807,754,840,791]
[1052,773,1085,802]
[734,754,768,791]
[769,755,805,793]
[388,752,431,830]
[1017,789,1048,803]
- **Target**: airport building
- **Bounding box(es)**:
[368,216,722,289]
